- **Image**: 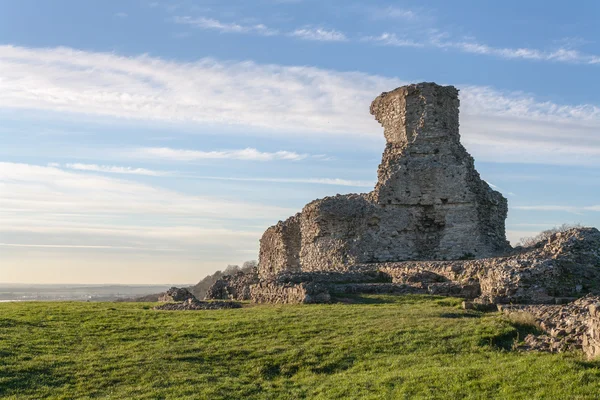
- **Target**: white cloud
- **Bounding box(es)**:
[290,28,347,42]
[173,16,278,36]
[133,147,309,161]
[364,30,600,65]
[65,163,167,176]
[115,12,128,18]
[2,45,600,165]
[192,176,374,187]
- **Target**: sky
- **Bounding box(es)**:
[1,0,600,284]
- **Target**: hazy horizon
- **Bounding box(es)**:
[2,0,600,284]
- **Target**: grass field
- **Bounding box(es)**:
[1,295,599,399]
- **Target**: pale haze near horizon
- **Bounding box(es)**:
[1,0,600,284]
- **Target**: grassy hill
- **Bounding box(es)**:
[1,295,599,399]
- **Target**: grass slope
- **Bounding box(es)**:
[1,295,599,399]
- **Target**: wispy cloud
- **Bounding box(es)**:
[2,45,600,166]
[173,16,278,36]
[364,30,600,65]
[64,163,167,176]
[368,6,419,20]
[484,181,516,197]
[0,162,295,220]
[114,12,128,18]
[512,205,600,214]
[290,28,347,42]
[362,33,423,48]
[0,162,294,269]
[192,176,373,187]
[133,147,309,161]
[0,243,157,250]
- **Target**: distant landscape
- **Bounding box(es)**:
[0,284,184,302]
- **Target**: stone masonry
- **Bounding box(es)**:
[259,82,510,278]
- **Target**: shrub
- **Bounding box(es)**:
[516,223,583,247]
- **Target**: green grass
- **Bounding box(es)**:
[1,295,599,399]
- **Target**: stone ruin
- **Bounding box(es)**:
[204,82,600,357]
[259,83,510,277]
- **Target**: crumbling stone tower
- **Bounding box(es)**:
[259,82,510,278]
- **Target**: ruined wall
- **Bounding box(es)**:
[259,82,510,277]
[584,303,600,359]
[250,281,331,304]
[258,214,301,278]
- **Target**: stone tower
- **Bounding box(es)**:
[258,82,510,278]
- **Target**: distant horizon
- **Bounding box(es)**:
[0,282,193,287]
[2,0,600,284]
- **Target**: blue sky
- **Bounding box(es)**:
[1,0,600,284]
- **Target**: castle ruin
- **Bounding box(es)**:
[259,83,510,277]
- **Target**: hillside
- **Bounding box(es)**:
[1,295,599,399]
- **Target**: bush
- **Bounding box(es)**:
[517,223,583,247]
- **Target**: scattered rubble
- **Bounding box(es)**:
[155,287,241,310]
[499,295,600,359]
[158,287,197,302]
[155,298,242,310]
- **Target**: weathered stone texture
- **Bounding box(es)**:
[259,82,510,277]
[258,214,301,278]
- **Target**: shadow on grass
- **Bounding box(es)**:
[485,322,544,351]
[0,318,41,328]
[574,359,600,369]
[439,312,481,319]
[331,295,399,304]
[332,294,451,305]
[0,362,75,395]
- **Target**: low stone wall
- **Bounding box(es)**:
[499,296,600,359]
[584,303,600,359]
[250,282,331,304]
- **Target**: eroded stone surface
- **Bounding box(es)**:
[259,82,510,278]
